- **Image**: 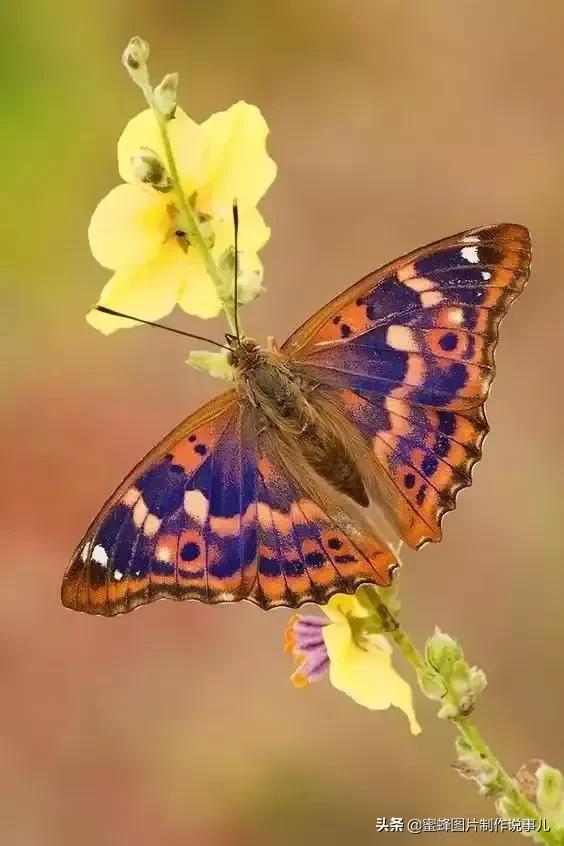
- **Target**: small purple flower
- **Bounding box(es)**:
[283,614,330,687]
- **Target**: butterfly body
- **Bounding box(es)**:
[63,224,531,616]
[231,340,370,507]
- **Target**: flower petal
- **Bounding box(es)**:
[177,249,223,319]
[198,101,277,211]
[87,240,188,334]
[118,107,203,191]
[88,184,169,270]
[212,206,271,254]
[323,592,372,624]
[323,624,422,735]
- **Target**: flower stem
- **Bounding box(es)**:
[154,111,238,334]
[362,590,557,844]
[135,72,238,335]
[395,635,556,843]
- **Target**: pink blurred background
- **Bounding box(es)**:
[2,1,563,843]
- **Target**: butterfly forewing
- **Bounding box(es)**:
[284,224,531,547]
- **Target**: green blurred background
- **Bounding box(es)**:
[2,1,563,844]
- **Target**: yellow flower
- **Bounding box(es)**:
[87,101,276,333]
[284,593,421,735]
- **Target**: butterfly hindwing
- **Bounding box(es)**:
[250,440,395,608]
[283,224,531,548]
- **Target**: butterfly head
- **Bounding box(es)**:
[226,335,262,372]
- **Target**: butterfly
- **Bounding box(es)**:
[62,223,531,616]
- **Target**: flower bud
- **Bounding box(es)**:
[537,764,564,813]
[455,736,474,758]
[425,628,462,678]
[457,691,476,717]
[131,148,170,190]
[154,72,179,119]
[469,666,487,696]
[236,269,264,304]
[515,759,545,801]
[219,248,264,305]
[437,702,458,720]
[417,669,446,701]
[450,659,472,696]
[122,37,151,88]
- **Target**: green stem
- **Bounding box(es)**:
[454,718,557,844]
[398,635,557,844]
[141,82,238,335]
[363,591,558,845]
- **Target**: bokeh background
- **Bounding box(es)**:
[2,1,563,844]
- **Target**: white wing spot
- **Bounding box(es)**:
[461,246,480,264]
[482,271,491,280]
[184,490,209,525]
[420,291,443,308]
[404,276,434,292]
[156,544,171,562]
[92,544,108,566]
[144,514,162,537]
[122,487,141,507]
[133,496,149,528]
[386,325,419,352]
[448,307,465,327]
[113,569,124,581]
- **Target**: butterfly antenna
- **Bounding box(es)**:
[232,200,241,342]
[94,305,231,351]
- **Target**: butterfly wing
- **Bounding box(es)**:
[282,223,531,548]
[62,390,240,615]
[249,428,396,609]
[63,392,396,617]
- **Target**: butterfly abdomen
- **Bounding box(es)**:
[299,427,370,507]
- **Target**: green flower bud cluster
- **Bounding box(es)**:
[421,628,487,719]
[122,37,178,123]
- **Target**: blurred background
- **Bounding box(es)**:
[1,1,563,843]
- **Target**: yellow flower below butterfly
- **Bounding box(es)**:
[88,101,276,332]
[284,592,421,735]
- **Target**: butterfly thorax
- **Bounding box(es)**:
[231,339,370,507]
[231,340,315,428]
